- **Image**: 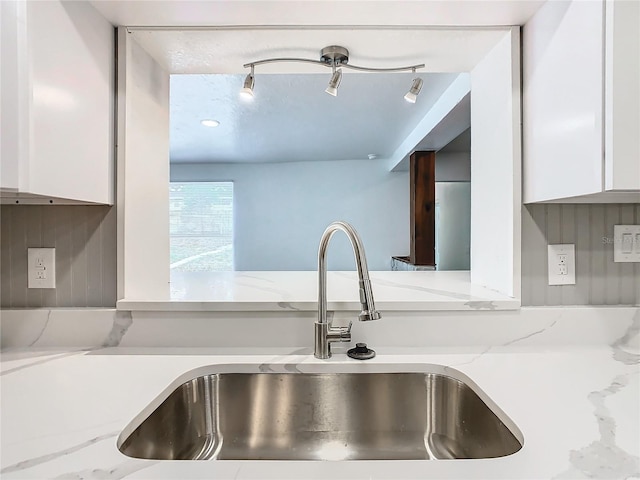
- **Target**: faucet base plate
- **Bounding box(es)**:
[347,343,376,360]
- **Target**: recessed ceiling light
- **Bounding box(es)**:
[201,119,220,127]
[368,154,378,160]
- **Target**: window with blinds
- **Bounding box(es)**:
[169,182,233,271]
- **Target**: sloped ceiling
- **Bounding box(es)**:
[170,72,460,163]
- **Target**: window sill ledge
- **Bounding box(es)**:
[117,271,520,312]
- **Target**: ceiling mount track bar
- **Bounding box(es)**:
[243,45,425,73]
[243,58,328,69]
[340,63,425,73]
[243,58,425,73]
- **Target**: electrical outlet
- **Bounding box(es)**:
[28,248,56,288]
[548,244,575,285]
[614,225,640,262]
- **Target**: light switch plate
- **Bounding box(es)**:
[614,225,640,262]
[548,244,576,286]
[28,248,56,288]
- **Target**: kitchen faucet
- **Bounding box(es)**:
[314,221,381,359]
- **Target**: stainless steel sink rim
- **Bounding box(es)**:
[118,363,524,461]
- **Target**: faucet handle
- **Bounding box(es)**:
[358,310,381,322]
[326,323,352,343]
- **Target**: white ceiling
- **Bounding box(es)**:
[170,72,460,163]
[130,28,512,74]
[90,1,545,28]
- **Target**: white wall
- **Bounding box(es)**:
[171,159,409,271]
[436,182,471,270]
[117,31,170,300]
[436,152,470,182]
[435,128,471,182]
[470,28,521,298]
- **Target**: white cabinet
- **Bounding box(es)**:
[0,0,24,193]
[523,0,640,203]
[0,0,114,205]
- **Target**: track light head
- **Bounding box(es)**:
[404,77,423,103]
[325,67,342,97]
[240,67,255,99]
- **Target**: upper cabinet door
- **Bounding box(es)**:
[604,0,640,192]
[0,0,27,193]
[0,0,114,205]
[27,1,114,204]
[523,0,604,203]
[523,0,640,204]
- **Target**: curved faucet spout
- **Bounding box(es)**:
[315,221,381,359]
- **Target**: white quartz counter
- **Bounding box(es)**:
[117,271,519,311]
[1,343,638,479]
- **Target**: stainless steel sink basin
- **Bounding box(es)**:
[118,364,522,461]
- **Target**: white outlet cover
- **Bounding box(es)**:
[614,225,640,263]
[27,248,56,289]
[548,244,576,286]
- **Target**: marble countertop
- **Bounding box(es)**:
[1,342,638,479]
[117,271,519,311]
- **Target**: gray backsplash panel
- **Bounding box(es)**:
[522,204,640,306]
[0,205,116,308]
[2,203,638,308]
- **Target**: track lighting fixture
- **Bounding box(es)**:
[404,77,424,104]
[240,65,255,99]
[241,46,425,102]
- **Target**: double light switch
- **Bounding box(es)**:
[614,225,640,263]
